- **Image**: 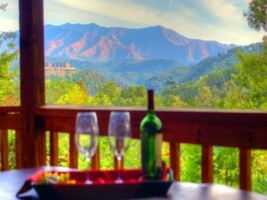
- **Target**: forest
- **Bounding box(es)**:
[0,0,267,194]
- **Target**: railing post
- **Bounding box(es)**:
[69,132,78,168]
[0,129,9,171]
[91,148,100,170]
[15,130,22,169]
[50,131,59,166]
[239,148,252,191]
[170,142,181,181]
[202,145,213,183]
[114,156,123,170]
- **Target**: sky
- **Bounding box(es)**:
[0,0,265,45]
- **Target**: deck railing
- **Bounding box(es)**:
[1,105,267,192]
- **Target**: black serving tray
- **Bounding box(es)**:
[27,169,173,200]
[33,180,172,200]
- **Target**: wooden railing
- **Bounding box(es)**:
[0,106,20,170]
[1,105,267,192]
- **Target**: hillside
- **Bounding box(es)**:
[46,69,110,96]
[145,42,263,91]
[45,57,184,86]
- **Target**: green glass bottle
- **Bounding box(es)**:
[140,89,163,180]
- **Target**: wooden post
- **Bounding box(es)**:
[0,129,9,171]
[69,132,78,168]
[170,142,181,181]
[15,130,22,169]
[50,131,59,166]
[202,145,213,183]
[19,0,46,167]
[239,148,252,191]
[92,148,100,170]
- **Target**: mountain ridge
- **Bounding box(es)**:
[44,23,233,65]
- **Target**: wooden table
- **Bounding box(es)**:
[1,166,267,200]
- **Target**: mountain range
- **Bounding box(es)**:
[44,41,262,90]
[10,23,262,90]
[44,23,233,66]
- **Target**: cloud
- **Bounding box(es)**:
[0,0,19,31]
[2,0,263,45]
[54,0,158,26]
[0,18,18,32]
[201,0,244,25]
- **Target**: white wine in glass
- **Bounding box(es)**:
[75,112,99,184]
[108,111,131,184]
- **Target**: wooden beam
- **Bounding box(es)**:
[19,0,45,167]
[35,106,267,149]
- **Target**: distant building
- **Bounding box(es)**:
[45,62,74,69]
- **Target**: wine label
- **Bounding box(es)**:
[155,133,162,167]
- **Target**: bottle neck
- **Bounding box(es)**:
[147,89,154,111]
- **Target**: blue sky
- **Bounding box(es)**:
[1,0,264,45]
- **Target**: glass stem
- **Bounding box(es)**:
[116,156,123,183]
[85,157,92,184]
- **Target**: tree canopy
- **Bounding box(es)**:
[244,0,267,32]
[0,3,7,11]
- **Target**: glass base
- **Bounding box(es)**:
[115,178,123,184]
[85,179,93,184]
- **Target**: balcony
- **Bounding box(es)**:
[0,0,267,194]
[1,105,267,192]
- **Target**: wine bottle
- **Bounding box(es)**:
[140,89,163,180]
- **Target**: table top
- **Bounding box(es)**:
[0,166,267,200]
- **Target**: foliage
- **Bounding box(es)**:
[213,147,239,187]
[244,0,267,32]
[230,49,267,109]
[252,150,267,194]
[0,3,7,11]
[193,81,219,108]
[181,144,201,183]
[145,43,262,92]
[0,32,19,105]
[7,131,16,169]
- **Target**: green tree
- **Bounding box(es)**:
[0,32,19,105]
[193,78,221,108]
[46,78,95,105]
[222,80,245,109]
[119,85,146,106]
[0,3,7,11]
[213,147,239,187]
[244,0,267,32]
[160,81,187,108]
[231,50,267,109]
[99,81,120,105]
[181,144,201,183]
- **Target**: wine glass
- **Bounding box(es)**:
[108,111,131,184]
[75,112,99,184]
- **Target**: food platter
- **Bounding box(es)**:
[17,169,173,200]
